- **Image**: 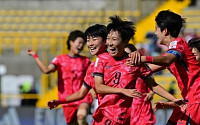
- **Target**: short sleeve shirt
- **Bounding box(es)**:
[51,54,91,106]
[166,38,200,104]
[93,53,152,124]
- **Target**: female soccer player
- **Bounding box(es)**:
[27,30,93,125]
[93,15,184,125]
[128,10,200,125]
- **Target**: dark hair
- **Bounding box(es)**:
[66,30,86,50]
[107,15,136,42]
[85,24,107,41]
[188,37,200,52]
[125,44,137,52]
[155,10,185,38]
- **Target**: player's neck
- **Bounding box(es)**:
[114,51,128,60]
[68,51,79,57]
[96,49,107,56]
[162,36,176,46]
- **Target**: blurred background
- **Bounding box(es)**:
[0,0,199,125]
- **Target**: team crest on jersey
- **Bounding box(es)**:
[105,65,112,68]
[169,41,177,49]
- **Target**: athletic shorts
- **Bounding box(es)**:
[168,103,200,125]
[62,105,78,124]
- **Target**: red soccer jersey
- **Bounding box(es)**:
[83,62,104,104]
[83,52,109,105]
[166,37,200,104]
[131,78,155,125]
[92,53,152,124]
[51,54,92,106]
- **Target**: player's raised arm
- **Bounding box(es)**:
[144,76,185,106]
[27,48,55,74]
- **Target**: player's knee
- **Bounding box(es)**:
[77,109,88,125]
[77,109,87,119]
[77,118,88,125]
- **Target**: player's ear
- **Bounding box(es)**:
[163,28,169,36]
[69,40,74,46]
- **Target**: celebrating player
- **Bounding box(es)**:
[127,10,200,125]
[125,44,156,125]
[93,15,184,125]
[47,24,142,124]
[27,30,93,125]
[188,37,200,63]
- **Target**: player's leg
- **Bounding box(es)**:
[77,103,90,125]
[63,106,78,125]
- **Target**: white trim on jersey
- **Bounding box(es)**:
[94,57,99,67]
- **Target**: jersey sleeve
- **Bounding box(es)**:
[83,64,94,89]
[167,38,184,56]
[93,57,105,77]
[139,64,153,79]
[50,56,59,68]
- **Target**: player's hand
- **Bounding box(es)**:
[26,48,36,56]
[153,101,167,112]
[173,99,188,112]
[144,91,154,101]
[173,98,186,107]
[179,103,188,112]
[47,100,60,110]
[125,51,141,66]
[121,89,142,98]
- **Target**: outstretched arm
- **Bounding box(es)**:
[144,77,185,106]
[94,76,142,98]
[27,48,55,74]
[141,53,177,66]
[153,101,176,112]
[126,51,177,67]
[47,85,90,110]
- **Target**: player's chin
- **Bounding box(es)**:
[109,52,117,57]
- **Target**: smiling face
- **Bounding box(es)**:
[70,37,85,55]
[106,30,126,57]
[86,36,106,56]
[192,47,200,62]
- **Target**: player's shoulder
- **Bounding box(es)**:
[168,37,185,49]
[87,62,95,69]
[97,52,111,59]
[170,37,185,45]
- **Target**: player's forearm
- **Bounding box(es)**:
[148,64,165,73]
[141,56,174,66]
[164,102,176,108]
[95,84,123,94]
[66,92,86,103]
[152,85,176,102]
[66,86,90,103]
